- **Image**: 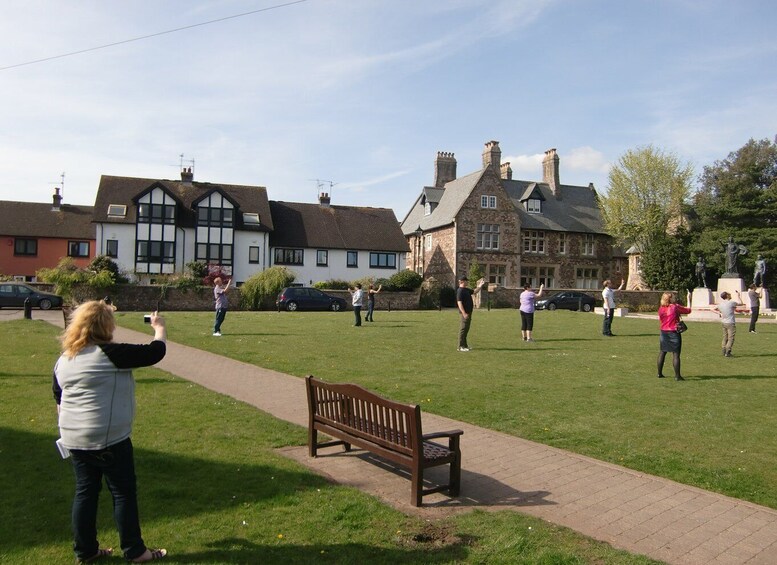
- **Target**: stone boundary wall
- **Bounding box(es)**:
[486,286,668,312]
[29,283,422,312]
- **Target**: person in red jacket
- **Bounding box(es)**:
[657,292,692,381]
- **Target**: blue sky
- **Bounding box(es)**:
[1,0,775,222]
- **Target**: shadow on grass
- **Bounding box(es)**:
[166,537,471,563]
[693,373,777,381]
[1,427,470,562]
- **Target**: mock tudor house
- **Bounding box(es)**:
[268,193,408,285]
[0,188,95,281]
[93,169,408,284]
[401,141,626,289]
[93,169,274,283]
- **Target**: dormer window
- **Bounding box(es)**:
[424,202,432,215]
[107,204,127,217]
[525,199,542,213]
[481,195,497,209]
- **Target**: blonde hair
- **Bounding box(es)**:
[60,300,115,358]
[660,292,675,307]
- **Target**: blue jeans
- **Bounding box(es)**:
[366,301,375,321]
[353,306,362,326]
[602,308,614,335]
[214,308,227,333]
[70,438,147,561]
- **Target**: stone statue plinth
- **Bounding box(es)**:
[762,288,771,311]
[716,278,747,304]
[691,287,714,308]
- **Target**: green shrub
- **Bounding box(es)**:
[439,286,456,307]
[316,279,350,290]
[37,257,116,304]
[186,260,209,281]
[240,267,295,310]
[419,276,442,309]
[88,255,129,284]
[387,270,422,291]
[468,261,485,284]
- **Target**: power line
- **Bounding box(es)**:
[0,0,308,72]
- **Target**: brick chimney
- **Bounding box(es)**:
[319,192,331,207]
[500,162,512,180]
[482,140,501,174]
[434,151,457,187]
[180,167,194,184]
[542,148,561,199]
[51,187,62,211]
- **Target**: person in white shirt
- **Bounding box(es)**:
[348,284,364,326]
[714,290,740,357]
[601,279,625,336]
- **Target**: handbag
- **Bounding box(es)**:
[676,319,688,333]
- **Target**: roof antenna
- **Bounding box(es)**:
[178,153,195,174]
[49,171,65,199]
[307,179,337,199]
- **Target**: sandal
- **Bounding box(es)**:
[130,548,167,563]
[78,548,113,564]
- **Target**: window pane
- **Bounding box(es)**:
[106,240,118,258]
[249,246,260,263]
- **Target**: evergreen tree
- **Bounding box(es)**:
[691,136,777,286]
[639,230,694,295]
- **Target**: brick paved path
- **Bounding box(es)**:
[21,309,777,564]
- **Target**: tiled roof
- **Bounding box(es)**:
[93,175,273,232]
[269,201,408,252]
[0,200,95,239]
[401,167,606,235]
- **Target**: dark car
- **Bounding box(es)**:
[276,287,347,312]
[535,291,596,312]
[0,282,63,310]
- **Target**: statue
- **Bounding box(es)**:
[754,254,767,286]
[722,236,747,278]
[694,255,707,288]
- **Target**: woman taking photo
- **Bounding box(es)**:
[53,300,168,563]
[657,292,691,381]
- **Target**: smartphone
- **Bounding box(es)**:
[143,314,152,324]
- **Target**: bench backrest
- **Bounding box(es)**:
[306,376,422,458]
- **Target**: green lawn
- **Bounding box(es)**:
[114,308,777,511]
[1,318,661,564]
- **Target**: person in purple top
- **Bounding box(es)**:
[519,283,544,342]
[212,277,231,336]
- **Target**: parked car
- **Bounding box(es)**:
[535,291,596,312]
[0,282,63,310]
[276,287,347,312]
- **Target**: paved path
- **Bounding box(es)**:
[18,309,777,564]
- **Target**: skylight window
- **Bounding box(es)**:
[107,204,127,217]
[242,213,260,225]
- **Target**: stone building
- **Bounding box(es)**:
[400,141,626,290]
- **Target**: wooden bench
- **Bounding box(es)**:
[305,375,463,507]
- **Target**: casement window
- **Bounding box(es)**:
[582,234,596,256]
[576,267,599,289]
[137,203,175,224]
[476,224,500,250]
[523,230,545,254]
[274,248,303,265]
[525,199,542,213]
[369,252,396,269]
[196,243,233,265]
[137,241,175,264]
[347,251,358,268]
[106,239,119,258]
[480,195,497,209]
[424,234,432,251]
[316,250,328,266]
[68,241,90,258]
[487,264,506,286]
[521,266,555,288]
[14,238,37,256]
[197,205,234,228]
[248,246,260,264]
[558,233,567,254]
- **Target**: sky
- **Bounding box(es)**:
[1,0,776,223]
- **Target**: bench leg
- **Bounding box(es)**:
[411,468,423,507]
[309,428,317,457]
[449,455,461,496]
[343,441,351,452]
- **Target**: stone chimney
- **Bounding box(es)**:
[434,151,457,187]
[51,187,62,211]
[180,167,194,184]
[319,192,331,207]
[482,140,501,174]
[542,148,561,199]
[500,162,512,180]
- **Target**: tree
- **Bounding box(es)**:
[639,230,694,295]
[600,146,694,248]
[691,136,777,285]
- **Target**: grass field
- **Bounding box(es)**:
[0,318,662,564]
[113,308,777,512]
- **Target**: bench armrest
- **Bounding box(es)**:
[423,430,464,440]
